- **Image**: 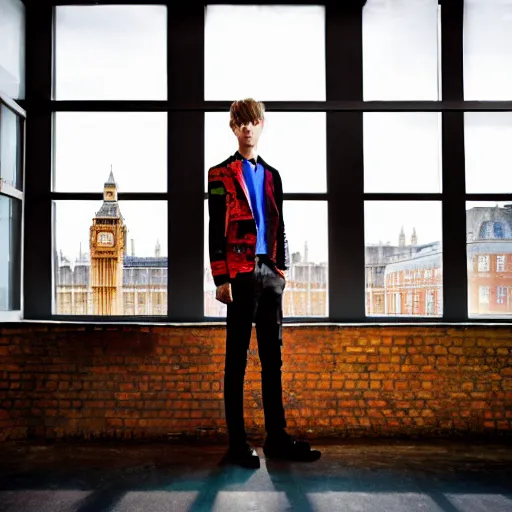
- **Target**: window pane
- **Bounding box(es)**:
[363,0,440,100]
[55,6,166,100]
[54,198,167,316]
[467,201,512,318]
[0,104,22,190]
[0,0,25,99]
[364,113,442,193]
[0,196,21,311]
[205,5,325,101]
[284,201,328,317]
[464,0,512,100]
[497,255,506,272]
[204,200,328,317]
[205,112,326,193]
[54,113,167,192]
[465,113,512,194]
[365,201,443,317]
[204,199,226,318]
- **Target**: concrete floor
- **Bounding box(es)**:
[0,439,511,512]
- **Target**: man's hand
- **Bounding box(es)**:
[275,268,287,288]
[216,282,233,304]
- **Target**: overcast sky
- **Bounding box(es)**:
[52,1,512,265]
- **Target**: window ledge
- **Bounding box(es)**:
[0,311,22,323]
[10,319,512,328]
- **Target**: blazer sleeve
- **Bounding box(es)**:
[274,170,290,271]
[208,168,230,286]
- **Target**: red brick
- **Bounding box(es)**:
[338,400,358,408]
[346,347,364,353]
[1,325,512,439]
[367,400,387,408]
[115,393,141,401]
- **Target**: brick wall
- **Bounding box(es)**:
[0,324,511,442]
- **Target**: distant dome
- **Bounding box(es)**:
[479,221,511,239]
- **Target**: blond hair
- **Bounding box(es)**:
[229,98,265,130]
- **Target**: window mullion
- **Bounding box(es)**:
[326,3,365,321]
[23,3,53,320]
[441,0,467,321]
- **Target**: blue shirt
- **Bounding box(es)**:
[242,158,267,255]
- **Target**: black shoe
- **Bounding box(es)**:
[263,433,321,462]
[223,442,261,469]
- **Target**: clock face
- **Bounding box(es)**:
[106,191,114,199]
[97,231,114,247]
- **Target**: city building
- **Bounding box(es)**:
[467,204,512,317]
[365,230,443,317]
[55,179,511,318]
[55,173,166,316]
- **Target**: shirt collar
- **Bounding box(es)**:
[235,150,262,167]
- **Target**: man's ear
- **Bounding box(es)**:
[260,118,265,129]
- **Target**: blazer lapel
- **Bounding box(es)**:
[228,159,254,218]
[264,168,278,216]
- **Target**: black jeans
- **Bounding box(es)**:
[224,257,286,446]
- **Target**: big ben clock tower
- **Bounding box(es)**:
[90,170,127,315]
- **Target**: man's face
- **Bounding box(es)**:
[232,119,264,148]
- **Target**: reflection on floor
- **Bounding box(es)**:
[0,439,511,512]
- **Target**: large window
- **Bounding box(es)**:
[19,0,512,324]
[463,0,512,320]
[0,0,25,322]
[203,110,328,318]
[0,99,24,321]
[363,0,443,318]
[52,112,168,316]
[203,5,327,319]
[50,5,168,317]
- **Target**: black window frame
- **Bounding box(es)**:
[19,0,512,324]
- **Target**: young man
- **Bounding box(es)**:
[208,98,321,469]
